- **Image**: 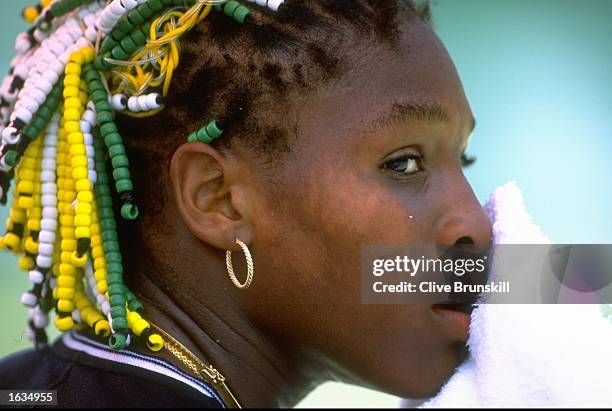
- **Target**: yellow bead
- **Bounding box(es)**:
[64,108,81,121]
[133,318,149,336]
[18,180,34,194]
[57,299,75,312]
[64,121,80,133]
[93,257,106,270]
[24,237,38,254]
[95,320,111,337]
[71,251,88,267]
[74,214,92,228]
[75,226,91,239]
[92,245,104,259]
[63,86,79,98]
[91,235,101,248]
[71,155,88,168]
[0,237,5,249]
[68,132,84,145]
[55,316,74,332]
[58,275,76,287]
[4,233,20,249]
[57,287,75,300]
[94,268,107,282]
[61,238,77,251]
[27,219,41,232]
[18,169,35,180]
[64,74,81,88]
[41,0,52,8]
[69,52,85,65]
[59,263,76,277]
[64,96,82,110]
[77,191,93,203]
[60,251,72,263]
[17,196,34,209]
[78,91,89,105]
[81,46,95,63]
[65,63,82,76]
[147,334,164,352]
[72,167,88,180]
[97,280,108,294]
[18,256,34,271]
[127,310,140,327]
[69,144,86,156]
[10,209,26,223]
[60,227,74,239]
[23,6,39,23]
[75,179,92,192]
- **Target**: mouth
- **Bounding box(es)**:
[430,302,474,341]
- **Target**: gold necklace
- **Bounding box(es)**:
[148,321,242,408]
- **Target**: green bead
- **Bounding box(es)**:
[109,294,126,306]
[110,306,124,318]
[111,154,129,168]
[112,167,131,181]
[148,0,163,12]
[109,332,127,350]
[103,240,120,253]
[224,1,240,17]
[87,81,105,95]
[97,111,113,125]
[127,8,145,26]
[106,273,123,285]
[127,299,144,313]
[99,37,118,55]
[97,172,110,185]
[111,45,130,61]
[233,6,250,24]
[101,230,118,242]
[120,36,137,54]
[95,100,113,114]
[100,219,117,232]
[111,317,128,330]
[115,178,133,193]
[130,29,146,46]
[98,197,113,209]
[214,4,222,11]
[100,122,118,137]
[196,128,212,143]
[108,283,124,295]
[118,18,135,35]
[106,262,123,275]
[138,3,153,19]
[205,120,223,138]
[104,132,123,147]
[121,202,139,220]
[31,116,47,132]
[98,207,114,219]
[97,185,112,196]
[108,144,125,157]
[91,90,107,104]
[5,150,20,167]
[23,126,39,140]
[187,133,198,142]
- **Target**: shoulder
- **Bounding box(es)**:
[0,333,224,408]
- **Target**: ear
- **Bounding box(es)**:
[170,142,253,250]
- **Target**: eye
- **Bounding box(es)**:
[382,150,424,176]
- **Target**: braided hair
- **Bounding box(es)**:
[0,0,430,352]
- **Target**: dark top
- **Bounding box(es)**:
[0,330,225,408]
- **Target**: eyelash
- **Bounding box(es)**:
[382,151,477,176]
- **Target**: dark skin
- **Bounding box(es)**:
[127,17,492,408]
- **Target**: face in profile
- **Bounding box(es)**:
[169,15,492,400]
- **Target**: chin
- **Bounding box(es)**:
[371,340,469,400]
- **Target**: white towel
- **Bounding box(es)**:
[401,181,612,408]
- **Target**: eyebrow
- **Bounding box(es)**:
[372,100,476,133]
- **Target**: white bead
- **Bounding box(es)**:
[38,242,54,256]
[85,26,98,42]
[83,133,93,145]
[29,270,44,284]
[58,32,74,48]
[268,0,284,11]
[82,109,96,125]
[14,63,29,79]
[145,93,161,109]
[36,254,53,268]
[19,96,39,114]
[136,95,147,111]
[14,106,33,123]
[41,182,57,195]
[29,87,47,105]
[127,96,139,112]
[33,29,48,43]
[111,94,127,111]
[41,218,57,232]
[80,120,91,133]
[85,144,94,158]
[48,41,65,57]
[2,127,19,144]
[256,0,267,6]
[41,170,55,182]
[68,26,83,41]
[41,194,57,207]
[41,158,55,170]
[121,0,138,10]
[32,309,48,329]
[88,170,97,184]
[109,0,126,16]
[42,208,58,219]
[35,77,54,95]
[21,292,37,307]
[42,146,57,158]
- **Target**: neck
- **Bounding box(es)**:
[127,268,315,408]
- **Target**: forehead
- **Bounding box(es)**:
[293,19,473,147]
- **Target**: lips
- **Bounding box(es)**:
[431,302,474,340]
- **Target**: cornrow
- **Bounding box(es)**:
[0,0,429,352]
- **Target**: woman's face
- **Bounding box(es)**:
[229,19,492,398]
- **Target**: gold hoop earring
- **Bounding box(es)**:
[226,238,254,289]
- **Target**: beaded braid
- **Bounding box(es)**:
[0,0,285,352]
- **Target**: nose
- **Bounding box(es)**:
[434,173,493,247]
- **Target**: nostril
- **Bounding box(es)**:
[455,236,474,245]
